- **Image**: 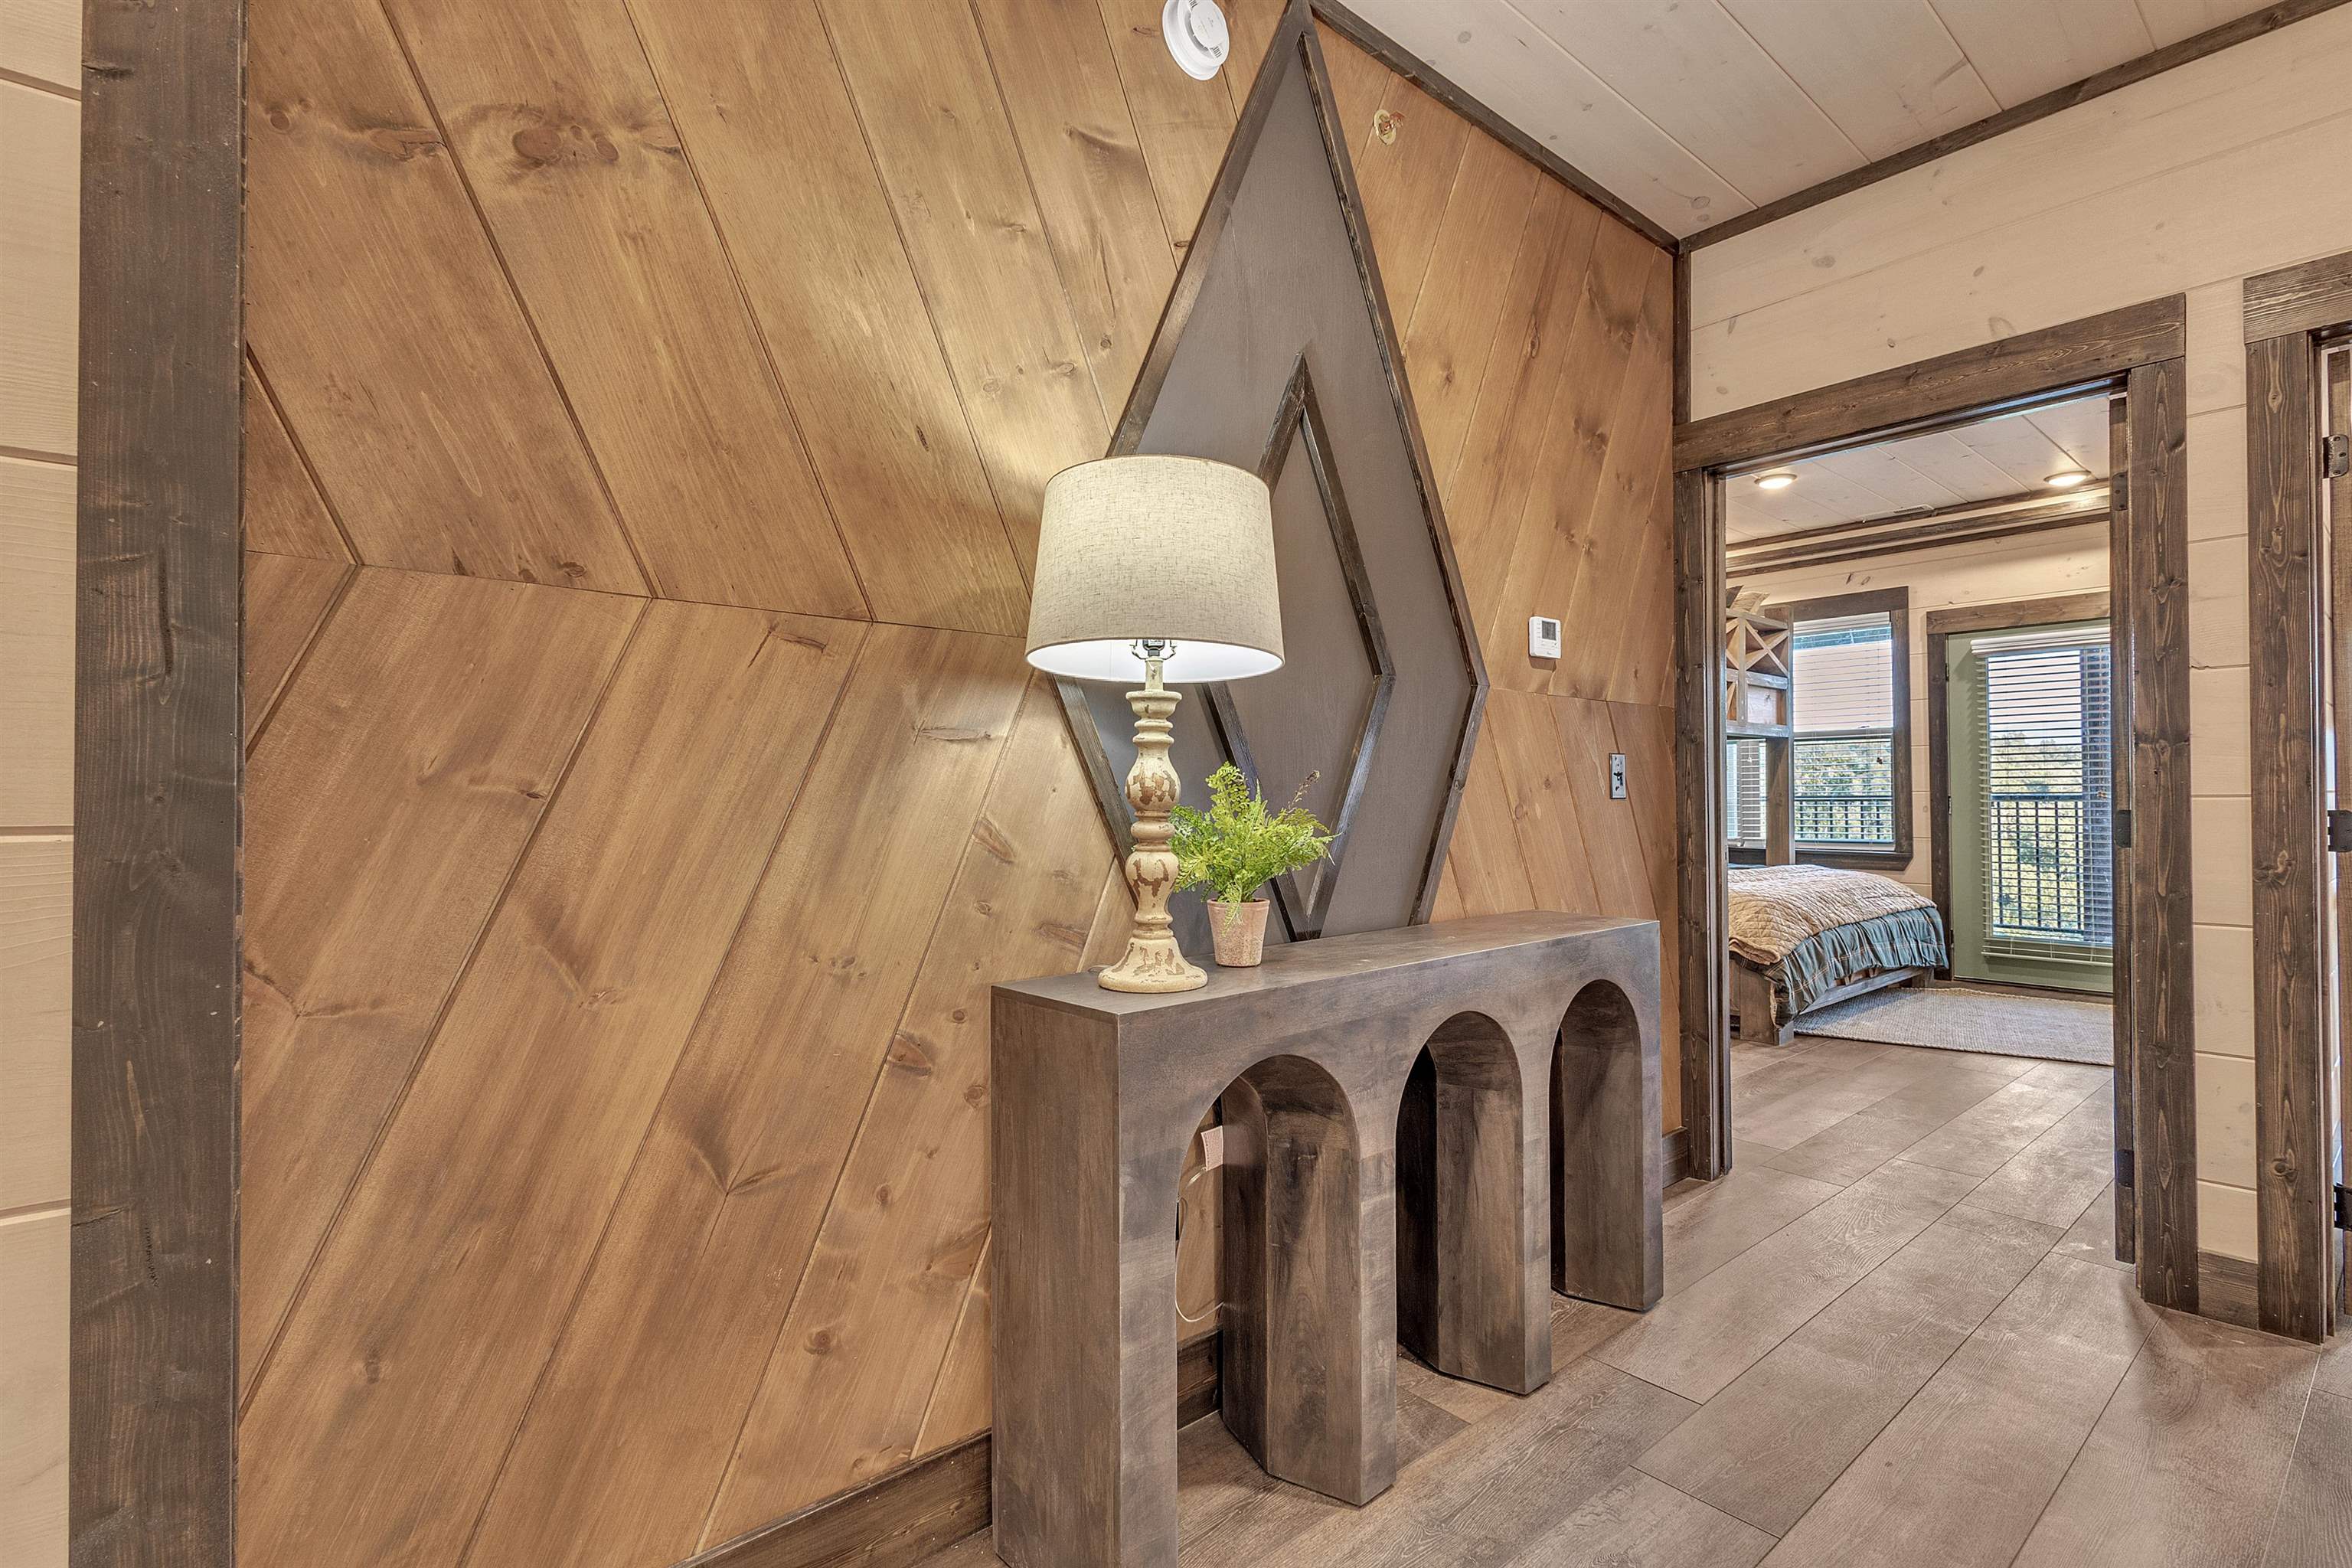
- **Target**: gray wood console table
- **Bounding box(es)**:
[989,913,1661,1568]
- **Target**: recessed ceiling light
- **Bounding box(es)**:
[1753,471,1797,491]
[2046,468,2092,488]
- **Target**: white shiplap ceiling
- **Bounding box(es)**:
[1341,0,2274,239]
[1726,394,2110,541]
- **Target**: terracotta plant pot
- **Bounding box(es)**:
[1207,898,1271,967]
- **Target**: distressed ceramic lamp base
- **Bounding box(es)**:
[1100,655,1207,993]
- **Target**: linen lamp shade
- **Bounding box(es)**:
[1025,456,1283,682]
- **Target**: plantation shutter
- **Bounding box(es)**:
[1971,625,2114,959]
[1724,738,1766,847]
[1791,611,1896,847]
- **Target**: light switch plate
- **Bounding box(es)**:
[1528,615,1561,659]
[1609,753,1626,799]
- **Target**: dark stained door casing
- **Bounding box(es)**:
[1059,0,1488,949]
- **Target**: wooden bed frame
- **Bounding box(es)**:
[1728,959,1929,1047]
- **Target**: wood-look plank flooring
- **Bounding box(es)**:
[923,1034,2350,1568]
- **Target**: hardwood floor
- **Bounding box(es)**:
[925,1034,2352,1568]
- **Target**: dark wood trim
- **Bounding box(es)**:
[72,0,245,1563]
[1661,1126,1692,1187]
[1675,312,2194,1317]
[2124,355,2197,1313]
[1731,485,2105,559]
[1676,298,2185,472]
[2244,247,2352,343]
[684,1435,991,1568]
[1680,0,2352,254]
[1307,0,1680,254]
[1730,489,2109,573]
[1730,514,2109,580]
[1923,592,2114,977]
[1922,591,2112,638]
[1757,588,1913,872]
[686,1331,1223,1568]
[2108,392,2138,1267]
[1672,246,1692,425]
[2246,325,2334,1344]
[1674,469,1730,1179]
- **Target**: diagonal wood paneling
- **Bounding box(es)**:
[704,671,1118,1542]
[238,551,351,746]
[376,0,866,617]
[467,626,1032,1568]
[972,0,1178,416]
[240,361,350,563]
[237,568,642,1394]
[237,3,1679,1561]
[622,0,1031,637]
[244,0,645,591]
[1096,0,1237,256]
[238,601,866,1565]
[818,0,1112,575]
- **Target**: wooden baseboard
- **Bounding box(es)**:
[1663,1127,1691,1186]
[687,1330,1222,1568]
[2197,1250,2260,1331]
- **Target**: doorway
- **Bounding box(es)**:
[1675,297,2198,1310]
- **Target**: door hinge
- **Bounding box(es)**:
[2111,469,2127,510]
[2116,1148,2135,1189]
[2331,809,2352,853]
[2113,808,2133,849]
[2325,433,2350,480]
[2335,1183,2350,1230]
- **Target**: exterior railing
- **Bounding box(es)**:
[1987,793,2099,943]
[1794,794,1895,845]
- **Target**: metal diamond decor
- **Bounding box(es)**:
[1055,1,1488,946]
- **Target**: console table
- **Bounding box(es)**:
[990,913,1661,1568]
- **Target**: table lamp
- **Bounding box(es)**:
[1026,455,1283,992]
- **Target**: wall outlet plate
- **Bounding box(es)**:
[1528,615,1561,659]
[1609,753,1626,799]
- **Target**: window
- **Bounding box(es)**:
[1779,589,1910,861]
[1724,737,1766,848]
[1973,626,2114,957]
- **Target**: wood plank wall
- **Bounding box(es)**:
[236,2,1674,1563]
[0,0,77,1561]
[1681,4,2352,1266]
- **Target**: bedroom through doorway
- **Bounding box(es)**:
[1695,381,2177,1297]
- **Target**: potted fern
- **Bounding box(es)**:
[1169,763,1333,967]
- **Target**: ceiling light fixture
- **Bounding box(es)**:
[1162,0,1230,80]
[1753,471,1797,492]
[2045,468,2092,488]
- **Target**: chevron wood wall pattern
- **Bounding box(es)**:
[234,1,1674,1561]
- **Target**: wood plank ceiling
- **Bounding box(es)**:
[1726,392,2112,541]
[237,2,1675,1563]
[1341,0,2277,238]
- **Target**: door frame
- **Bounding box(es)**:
[71,0,245,1563]
[1674,296,2201,1312]
[2245,247,2352,1344]
[1924,589,2114,988]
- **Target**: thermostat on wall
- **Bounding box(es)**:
[1529,616,1561,659]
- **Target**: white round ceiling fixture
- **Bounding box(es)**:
[1163,0,1230,80]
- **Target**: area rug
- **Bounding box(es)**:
[1795,985,2112,1065]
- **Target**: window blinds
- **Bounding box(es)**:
[1972,625,2114,959]
[1792,611,1896,848]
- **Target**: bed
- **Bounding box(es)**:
[1727,864,1948,1045]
